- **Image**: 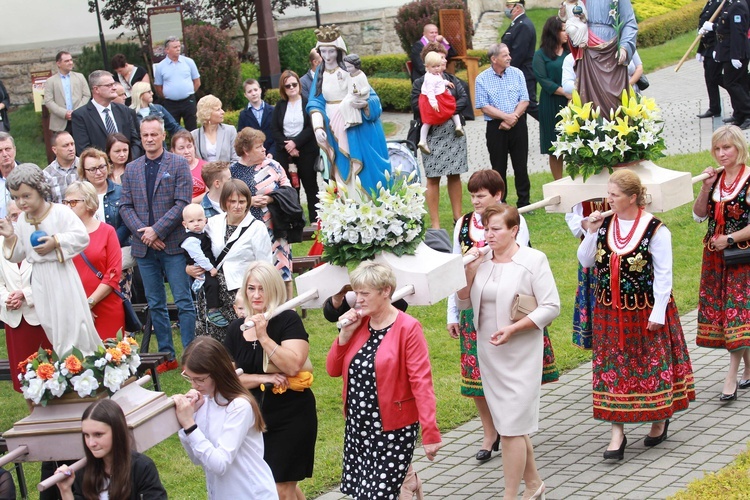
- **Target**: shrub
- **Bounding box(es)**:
[637,1,704,48]
[184,24,242,110]
[265,89,281,105]
[224,110,240,127]
[76,42,147,78]
[370,78,413,112]
[232,62,261,111]
[360,54,410,75]
[394,0,474,55]
[632,0,694,21]
[279,29,318,77]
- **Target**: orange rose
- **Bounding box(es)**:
[36,362,56,380]
[126,336,138,347]
[17,360,27,374]
[106,348,123,363]
[64,355,83,374]
[117,341,132,356]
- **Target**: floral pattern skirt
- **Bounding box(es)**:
[573,263,596,350]
[592,298,695,423]
[460,309,559,398]
[697,248,750,351]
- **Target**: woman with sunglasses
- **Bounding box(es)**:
[65,180,124,339]
[174,336,277,499]
[271,69,320,223]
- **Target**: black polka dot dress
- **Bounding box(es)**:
[340,323,418,499]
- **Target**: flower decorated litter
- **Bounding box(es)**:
[316,168,426,267]
[18,334,141,405]
[551,88,666,180]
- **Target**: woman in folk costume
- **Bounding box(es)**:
[579,169,695,460]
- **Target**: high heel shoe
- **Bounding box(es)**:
[475,434,501,462]
[719,382,739,401]
[602,435,627,460]
[739,379,750,390]
[528,482,546,500]
[644,419,669,447]
[399,465,424,500]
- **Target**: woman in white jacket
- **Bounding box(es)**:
[187,179,272,342]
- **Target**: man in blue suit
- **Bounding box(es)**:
[237,78,275,155]
[119,115,195,371]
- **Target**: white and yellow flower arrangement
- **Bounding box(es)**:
[551,88,666,180]
[316,169,426,267]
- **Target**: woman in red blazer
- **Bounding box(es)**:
[327,261,441,499]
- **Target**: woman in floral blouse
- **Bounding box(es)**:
[694,125,750,400]
[579,169,695,461]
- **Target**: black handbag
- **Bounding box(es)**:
[407,119,421,146]
[723,246,750,266]
[637,75,650,91]
[80,253,143,332]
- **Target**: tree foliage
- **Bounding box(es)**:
[184,24,242,110]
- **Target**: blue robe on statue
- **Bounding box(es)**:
[306,68,392,197]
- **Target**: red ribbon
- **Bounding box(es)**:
[609,252,626,350]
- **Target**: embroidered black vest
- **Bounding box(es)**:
[594,215,662,310]
[458,212,484,255]
[705,171,750,249]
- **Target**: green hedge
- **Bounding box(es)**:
[370,78,413,112]
[231,63,261,111]
[361,54,409,75]
[637,1,704,48]
[632,0,695,21]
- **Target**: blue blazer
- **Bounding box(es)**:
[119,151,192,257]
[237,102,276,155]
[136,104,184,136]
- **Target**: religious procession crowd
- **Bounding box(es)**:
[0,0,749,497]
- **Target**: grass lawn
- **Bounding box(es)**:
[0,148,715,498]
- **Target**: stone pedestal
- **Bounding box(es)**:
[2,377,179,462]
[541,160,693,213]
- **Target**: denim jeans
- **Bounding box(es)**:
[137,249,196,358]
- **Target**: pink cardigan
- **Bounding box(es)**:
[326,311,441,445]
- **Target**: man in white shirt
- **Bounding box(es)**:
[71,70,142,157]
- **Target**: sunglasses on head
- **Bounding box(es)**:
[284,82,299,89]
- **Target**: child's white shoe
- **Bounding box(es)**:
[418,142,431,155]
[455,126,465,137]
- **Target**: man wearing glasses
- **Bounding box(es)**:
[501,0,538,120]
[71,70,142,157]
[43,131,79,203]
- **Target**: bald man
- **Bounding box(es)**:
[410,23,458,81]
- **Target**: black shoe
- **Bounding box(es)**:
[697,110,720,118]
[739,119,750,130]
[723,116,739,123]
[603,435,627,460]
[643,419,669,447]
[739,379,750,389]
[719,383,739,401]
[475,434,501,462]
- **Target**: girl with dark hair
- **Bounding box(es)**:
[174,336,277,499]
[55,399,167,500]
[105,133,132,185]
[532,16,572,180]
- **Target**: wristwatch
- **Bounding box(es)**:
[728,234,735,245]
[87,298,96,309]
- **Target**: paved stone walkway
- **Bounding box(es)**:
[316,310,750,499]
[316,63,750,499]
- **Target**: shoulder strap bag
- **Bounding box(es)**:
[79,252,142,332]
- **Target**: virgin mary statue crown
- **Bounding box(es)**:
[315,25,347,53]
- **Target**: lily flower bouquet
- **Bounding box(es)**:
[316,169,426,267]
[551,88,666,180]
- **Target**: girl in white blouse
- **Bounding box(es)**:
[174,336,278,499]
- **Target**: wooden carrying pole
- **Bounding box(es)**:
[675,0,725,72]
[37,458,87,491]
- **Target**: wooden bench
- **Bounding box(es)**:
[0,359,10,382]
[1,437,28,499]
[292,255,322,275]
[136,352,171,392]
